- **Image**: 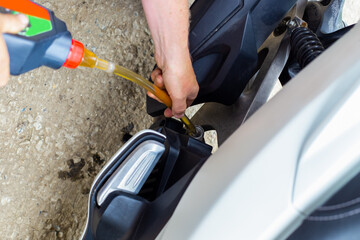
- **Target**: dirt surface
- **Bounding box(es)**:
[0,0,359,239]
[0,0,153,239]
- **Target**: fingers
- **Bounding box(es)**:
[186,83,199,107]
[0,14,29,33]
[153,89,189,118]
[150,67,165,89]
[170,96,187,118]
[169,87,198,118]
[164,108,173,118]
[150,61,199,119]
[149,90,183,118]
[0,37,10,87]
[0,14,29,87]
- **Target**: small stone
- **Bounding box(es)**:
[36,140,43,151]
[27,115,34,123]
[40,210,49,217]
[54,225,61,232]
[45,224,52,230]
[73,157,82,164]
[1,197,10,205]
[34,122,42,130]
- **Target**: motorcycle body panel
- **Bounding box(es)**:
[146,0,297,116]
[84,1,360,239]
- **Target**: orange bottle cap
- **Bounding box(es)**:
[63,39,84,69]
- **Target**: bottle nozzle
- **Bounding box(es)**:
[63,39,85,69]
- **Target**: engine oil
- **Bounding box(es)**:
[79,48,197,135]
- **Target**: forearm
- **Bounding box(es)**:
[141,0,191,69]
[142,0,198,118]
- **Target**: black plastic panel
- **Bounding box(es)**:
[83,121,212,240]
[83,131,166,240]
[288,172,360,240]
[190,0,297,104]
[147,0,297,116]
[189,0,244,50]
[96,194,147,240]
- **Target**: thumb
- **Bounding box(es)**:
[0,14,29,34]
[171,98,187,118]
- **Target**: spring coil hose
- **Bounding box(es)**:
[290,27,324,69]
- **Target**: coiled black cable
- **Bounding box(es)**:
[290,27,324,69]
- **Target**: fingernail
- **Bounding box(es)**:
[174,113,184,118]
[17,14,29,26]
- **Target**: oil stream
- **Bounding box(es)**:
[79,48,197,136]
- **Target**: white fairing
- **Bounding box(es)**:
[157,23,360,240]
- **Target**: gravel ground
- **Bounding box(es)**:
[0,0,153,239]
[0,0,359,239]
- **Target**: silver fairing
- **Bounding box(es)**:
[157,23,360,240]
[96,140,165,206]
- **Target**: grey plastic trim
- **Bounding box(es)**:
[157,23,360,240]
[96,140,165,206]
[81,129,166,240]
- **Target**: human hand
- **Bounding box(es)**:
[142,0,199,118]
[148,53,199,118]
[0,14,29,87]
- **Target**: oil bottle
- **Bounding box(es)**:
[0,0,82,75]
[1,0,197,135]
